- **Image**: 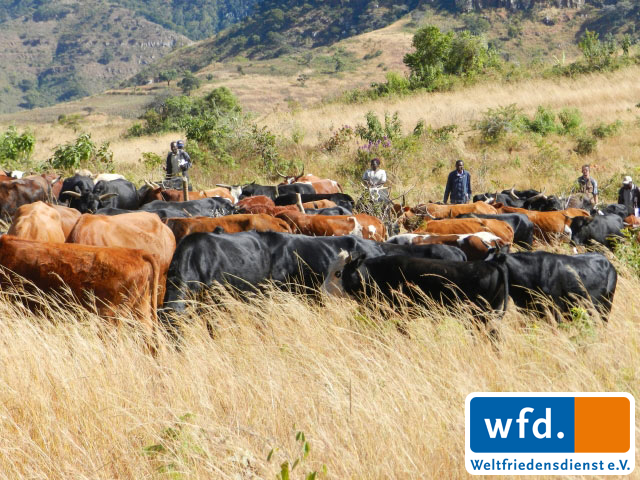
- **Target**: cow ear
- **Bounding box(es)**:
[348,252,367,268]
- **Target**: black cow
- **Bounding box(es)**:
[59,175,94,210]
[163,232,272,313]
[378,242,467,261]
[275,193,354,211]
[457,213,534,249]
[92,179,139,211]
[523,194,563,211]
[304,206,353,216]
[323,252,509,317]
[504,251,617,320]
[592,203,628,219]
[569,215,623,249]
[140,198,234,219]
[236,182,316,201]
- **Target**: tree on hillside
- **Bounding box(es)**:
[403,25,498,91]
[177,72,201,95]
[158,69,179,87]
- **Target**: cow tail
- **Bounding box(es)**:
[496,258,509,317]
[337,182,344,193]
[142,252,160,327]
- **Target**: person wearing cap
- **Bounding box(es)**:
[618,175,640,216]
[443,159,471,204]
[362,158,387,187]
[576,164,598,205]
[165,140,191,181]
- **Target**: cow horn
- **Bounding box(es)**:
[144,179,154,187]
[215,184,232,189]
[421,210,436,220]
[63,191,82,198]
[509,187,519,200]
[51,176,61,185]
[528,193,545,202]
[98,193,118,201]
[275,169,288,179]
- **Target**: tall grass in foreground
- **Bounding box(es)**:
[0,262,637,479]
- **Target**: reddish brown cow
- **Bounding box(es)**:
[50,204,81,240]
[8,202,65,243]
[413,201,498,219]
[67,212,176,307]
[354,213,386,241]
[495,204,589,240]
[413,218,515,244]
[278,173,343,193]
[164,214,292,242]
[0,235,159,335]
[301,199,337,210]
[0,178,49,219]
[276,211,362,237]
[624,215,640,227]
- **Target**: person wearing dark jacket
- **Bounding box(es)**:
[618,175,640,216]
[443,159,471,204]
[166,140,191,181]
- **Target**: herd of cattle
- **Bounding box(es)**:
[0,169,633,341]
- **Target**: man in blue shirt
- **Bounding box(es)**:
[443,159,471,204]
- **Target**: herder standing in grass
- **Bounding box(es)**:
[362,158,387,187]
[443,159,471,204]
[165,140,192,183]
[576,164,598,206]
[618,175,640,216]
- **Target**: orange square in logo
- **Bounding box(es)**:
[574,397,631,453]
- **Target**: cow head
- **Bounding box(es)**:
[276,165,305,185]
[216,183,245,203]
[568,216,594,244]
[323,250,367,297]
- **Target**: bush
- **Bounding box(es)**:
[524,106,558,136]
[557,108,583,134]
[574,135,598,156]
[474,104,523,143]
[591,120,622,138]
[49,133,114,172]
[142,152,163,169]
[0,126,35,170]
[355,111,402,143]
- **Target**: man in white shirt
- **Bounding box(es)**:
[362,158,387,186]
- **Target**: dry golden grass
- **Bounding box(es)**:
[0,256,637,479]
[263,66,640,143]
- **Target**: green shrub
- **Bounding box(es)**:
[50,133,114,172]
[0,126,35,170]
[557,108,583,133]
[355,111,402,143]
[141,152,163,169]
[574,134,598,156]
[474,104,523,143]
[524,106,558,136]
[591,120,622,138]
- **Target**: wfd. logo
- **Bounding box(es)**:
[465,393,634,475]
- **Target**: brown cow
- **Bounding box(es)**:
[301,199,337,210]
[164,214,292,243]
[354,213,386,241]
[278,173,343,194]
[0,235,159,335]
[235,195,275,214]
[413,218,515,244]
[413,201,498,219]
[496,204,589,240]
[276,211,362,237]
[8,202,65,243]
[624,215,640,227]
[0,178,48,219]
[67,212,175,307]
[388,232,507,260]
[50,204,81,240]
